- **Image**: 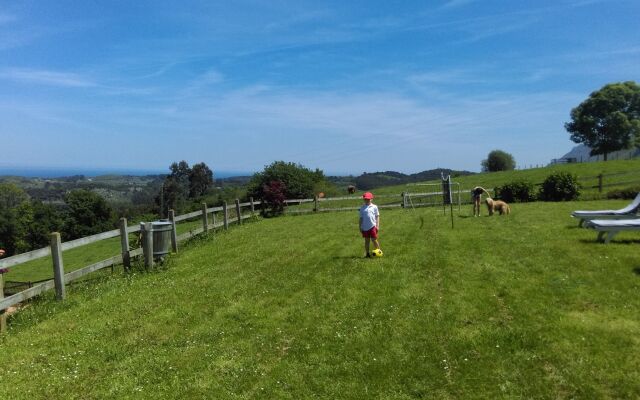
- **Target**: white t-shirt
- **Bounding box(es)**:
[359,203,379,231]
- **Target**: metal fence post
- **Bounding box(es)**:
[202,203,209,232]
[50,232,66,301]
[169,210,178,253]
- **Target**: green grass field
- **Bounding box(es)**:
[285,159,640,213]
[1,200,639,399]
[374,158,640,199]
[3,213,228,284]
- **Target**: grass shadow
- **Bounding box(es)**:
[633,267,640,276]
[578,238,640,245]
[332,256,363,261]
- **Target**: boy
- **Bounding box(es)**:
[359,192,380,257]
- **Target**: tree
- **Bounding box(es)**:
[565,81,640,161]
[25,201,64,249]
[159,176,188,216]
[158,161,215,215]
[0,183,32,255]
[481,150,516,172]
[247,161,329,201]
[189,162,214,198]
[62,190,114,240]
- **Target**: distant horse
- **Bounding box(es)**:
[317,192,325,198]
[347,185,356,194]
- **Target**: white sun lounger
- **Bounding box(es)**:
[584,218,640,243]
[571,192,640,226]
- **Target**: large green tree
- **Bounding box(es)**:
[189,162,214,198]
[481,150,516,172]
[247,161,328,201]
[25,201,64,249]
[158,160,215,215]
[62,190,114,240]
[565,81,640,161]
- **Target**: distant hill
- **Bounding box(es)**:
[217,175,252,187]
[553,144,639,164]
[352,168,475,190]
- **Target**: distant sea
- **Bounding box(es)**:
[0,166,252,179]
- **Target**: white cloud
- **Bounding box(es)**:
[0,68,97,88]
[441,0,476,9]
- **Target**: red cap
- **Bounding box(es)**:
[362,192,374,199]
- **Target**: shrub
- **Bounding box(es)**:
[261,180,287,217]
[539,172,581,201]
[247,161,331,200]
[497,180,536,203]
[606,186,640,199]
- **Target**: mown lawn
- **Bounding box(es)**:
[1,201,639,399]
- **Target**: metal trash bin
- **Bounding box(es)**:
[151,220,173,257]
[140,220,173,260]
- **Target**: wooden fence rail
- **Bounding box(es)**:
[0,199,262,330]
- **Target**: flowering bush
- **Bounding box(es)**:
[262,180,287,216]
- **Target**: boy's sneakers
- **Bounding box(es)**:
[365,253,372,258]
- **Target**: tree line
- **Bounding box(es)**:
[0,160,337,256]
[0,160,217,257]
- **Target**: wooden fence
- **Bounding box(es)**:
[0,198,261,332]
[282,191,466,214]
[578,170,640,193]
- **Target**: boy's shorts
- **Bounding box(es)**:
[361,227,378,239]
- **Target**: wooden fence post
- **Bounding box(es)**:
[143,222,154,268]
[250,197,255,216]
[314,196,318,212]
[50,232,66,301]
[169,210,178,253]
[235,199,242,225]
[402,192,407,208]
[119,218,130,271]
[202,203,209,232]
[598,174,603,193]
[0,273,6,333]
[223,201,229,230]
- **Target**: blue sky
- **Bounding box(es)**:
[1,0,639,175]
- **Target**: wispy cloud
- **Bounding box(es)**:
[407,69,488,85]
[441,0,476,9]
[0,68,97,87]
